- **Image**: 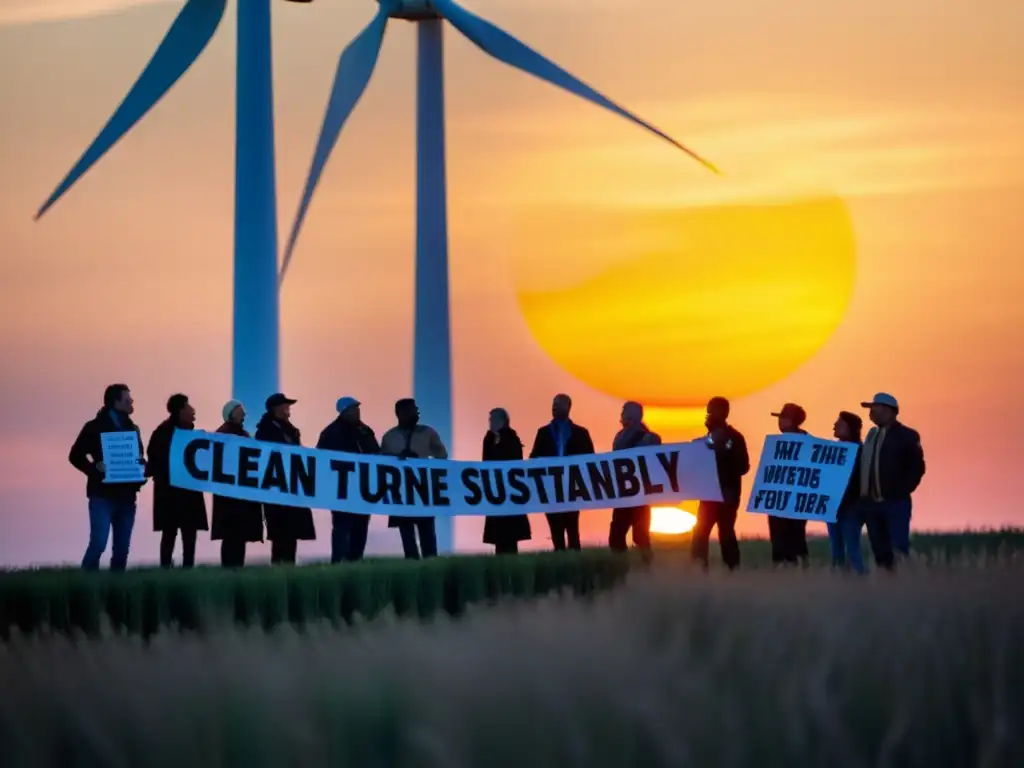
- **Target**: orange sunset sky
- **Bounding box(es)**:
[0,0,1022,567]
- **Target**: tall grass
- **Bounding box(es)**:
[1,560,1022,767]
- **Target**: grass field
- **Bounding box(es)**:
[1,531,1023,767]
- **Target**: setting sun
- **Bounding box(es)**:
[649,507,698,535]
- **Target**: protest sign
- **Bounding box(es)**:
[100,431,145,484]
[746,434,857,523]
[168,430,724,517]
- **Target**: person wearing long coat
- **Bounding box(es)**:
[210,400,265,568]
[482,408,531,555]
[255,393,316,565]
[146,393,208,568]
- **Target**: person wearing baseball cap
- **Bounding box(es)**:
[255,393,316,563]
[768,403,811,567]
[145,393,207,569]
[316,396,381,563]
[858,392,926,566]
[211,400,265,567]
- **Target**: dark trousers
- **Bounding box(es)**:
[691,500,740,570]
[546,512,581,551]
[82,497,137,571]
[331,513,370,563]
[159,528,197,569]
[220,538,246,568]
[398,519,437,560]
[859,499,900,570]
[768,516,809,565]
[495,541,519,555]
[609,506,651,552]
[270,538,298,565]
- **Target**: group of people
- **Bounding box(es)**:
[68,384,924,574]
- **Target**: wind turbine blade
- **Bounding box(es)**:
[34,0,228,220]
[432,0,719,174]
[279,10,389,282]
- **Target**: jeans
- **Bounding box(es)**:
[398,519,437,560]
[857,500,898,570]
[888,499,912,556]
[82,496,137,571]
[331,513,370,563]
[827,513,865,574]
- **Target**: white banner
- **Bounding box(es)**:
[100,431,145,484]
[168,430,724,517]
[746,434,858,523]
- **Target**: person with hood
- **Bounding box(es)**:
[858,392,926,566]
[69,383,147,571]
[317,396,380,563]
[691,396,749,571]
[145,393,208,568]
[608,401,661,556]
[255,393,316,564]
[529,393,595,551]
[381,398,448,559]
[769,403,811,567]
[481,408,531,555]
[827,410,865,572]
[211,400,265,567]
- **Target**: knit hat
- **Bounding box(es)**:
[222,399,244,422]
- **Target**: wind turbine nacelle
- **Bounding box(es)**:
[379,0,441,21]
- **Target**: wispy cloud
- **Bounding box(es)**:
[0,0,170,26]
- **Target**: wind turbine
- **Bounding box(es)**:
[34,0,305,426]
[280,0,719,555]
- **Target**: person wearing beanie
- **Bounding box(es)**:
[145,393,208,568]
[316,396,380,563]
[828,411,865,572]
[210,400,265,567]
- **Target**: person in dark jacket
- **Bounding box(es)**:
[380,398,448,559]
[68,383,147,571]
[827,411,865,572]
[768,403,811,567]
[858,392,926,567]
[529,393,595,551]
[210,400,265,567]
[255,393,316,564]
[482,408,531,555]
[608,401,661,557]
[691,396,749,571]
[317,396,380,563]
[146,393,208,568]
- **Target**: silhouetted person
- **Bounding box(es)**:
[69,383,147,571]
[768,403,810,567]
[211,400,265,568]
[381,398,447,559]
[255,393,316,564]
[858,393,926,567]
[481,408,531,555]
[691,396,749,570]
[146,394,208,568]
[827,411,865,572]
[609,401,660,558]
[317,396,380,563]
[529,394,594,551]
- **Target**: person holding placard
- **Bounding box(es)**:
[68,383,146,571]
[691,396,749,570]
[255,393,316,564]
[827,411,866,572]
[608,401,661,558]
[529,394,595,552]
[481,408,532,555]
[146,394,208,569]
[382,398,448,559]
[211,400,265,568]
[768,403,811,567]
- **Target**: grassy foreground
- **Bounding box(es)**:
[1,561,1022,767]
[2,530,1023,638]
